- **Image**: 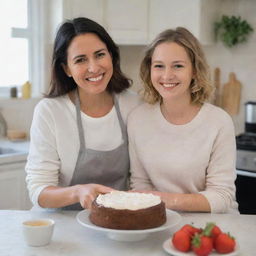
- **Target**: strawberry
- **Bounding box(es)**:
[181,224,201,237]
[214,232,236,254]
[172,229,191,252]
[204,222,222,241]
[211,225,222,239]
[192,233,213,256]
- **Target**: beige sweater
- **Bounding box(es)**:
[128,102,238,213]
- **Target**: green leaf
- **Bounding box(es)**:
[215,15,254,47]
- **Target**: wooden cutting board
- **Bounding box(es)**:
[213,67,222,107]
[221,72,242,116]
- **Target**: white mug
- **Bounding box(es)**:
[22,218,55,247]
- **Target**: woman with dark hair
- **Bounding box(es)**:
[128,27,238,213]
[25,17,141,210]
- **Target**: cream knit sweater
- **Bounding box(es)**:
[128,102,238,213]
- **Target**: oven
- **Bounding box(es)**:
[235,101,256,214]
[236,168,256,214]
[236,138,256,214]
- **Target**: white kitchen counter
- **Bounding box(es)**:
[0,210,255,256]
[0,139,29,165]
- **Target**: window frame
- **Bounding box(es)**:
[4,0,46,98]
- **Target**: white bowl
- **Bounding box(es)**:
[22,218,55,247]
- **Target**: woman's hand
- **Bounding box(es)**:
[133,190,170,205]
[145,190,171,204]
[132,190,211,212]
[76,184,114,209]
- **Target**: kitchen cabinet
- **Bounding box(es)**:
[62,0,220,45]
[63,0,148,44]
[103,0,148,44]
[149,0,220,44]
[0,161,31,210]
[63,0,105,25]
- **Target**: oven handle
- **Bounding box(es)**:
[236,169,256,178]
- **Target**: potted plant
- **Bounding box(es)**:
[215,15,254,47]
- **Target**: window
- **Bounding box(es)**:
[0,1,66,98]
[0,0,46,98]
[0,0,29,97]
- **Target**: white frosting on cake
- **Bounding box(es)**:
[96,191,161,210]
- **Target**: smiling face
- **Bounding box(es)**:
[63,33,113,95]
[150,42,194,104]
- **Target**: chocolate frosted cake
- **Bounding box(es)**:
[89,191,166,230]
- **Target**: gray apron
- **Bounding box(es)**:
[64,90,129,210]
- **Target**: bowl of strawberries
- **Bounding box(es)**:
[163,222,239,256]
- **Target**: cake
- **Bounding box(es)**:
[89,191,166,230]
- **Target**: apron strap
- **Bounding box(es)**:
[75,89,86,150]
[113,95,127,142]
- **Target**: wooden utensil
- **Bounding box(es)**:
[221,72,242,116]
[213,67,222,107]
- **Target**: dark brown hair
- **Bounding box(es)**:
[46,17,131,97]
[140,27,213,104]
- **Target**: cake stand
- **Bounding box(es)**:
[76,209,181,242]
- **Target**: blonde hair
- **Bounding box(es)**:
[140,27,214,104]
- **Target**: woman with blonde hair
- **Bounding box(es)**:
[128,27,238,213]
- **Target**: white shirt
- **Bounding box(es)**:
[79,103,122,151]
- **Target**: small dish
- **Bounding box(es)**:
[77,209,181,242]
[163,237,240,256]
[22,218,55,247]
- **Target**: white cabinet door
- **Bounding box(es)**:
[63,0,148,44]
[149,0,220,44]
[104,0,148,44]
[149,0,200,40]
[63,0,105,25]
[0,162,31,210]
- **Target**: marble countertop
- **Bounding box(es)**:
[0,210,255,256]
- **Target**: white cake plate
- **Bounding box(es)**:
[76,209,181,242]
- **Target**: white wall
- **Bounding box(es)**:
[205,0,256,134]
[120,0,256,135]
[0,98,39,137]
[119,45,145,93]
